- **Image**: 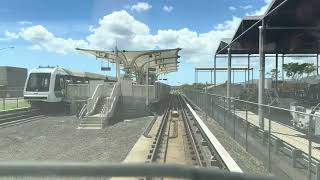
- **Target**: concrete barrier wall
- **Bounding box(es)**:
[155,82,171,100]
[118,96,149,119]
[66,84,89,100]
[120,80,170,102]
[132,85,156,99]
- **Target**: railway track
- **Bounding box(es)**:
[147,93,242,172]
[0,107,46,128]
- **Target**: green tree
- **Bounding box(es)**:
[267,69,280,80]
[283,62,316,80]
[303,63,316,77]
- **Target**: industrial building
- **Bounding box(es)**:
[0,66,27,97]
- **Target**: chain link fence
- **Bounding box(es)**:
[0,89,30,110]
[184,89,320,180]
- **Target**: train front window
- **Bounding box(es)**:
[26,73,51,92]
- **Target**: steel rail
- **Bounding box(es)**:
[178,95,205,167]
[0,108,45,128]
[181,93,243,172]
[0,115,45,128]
[149,95,173,162]
[162,96,175,163]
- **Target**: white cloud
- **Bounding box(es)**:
[28,44,42,50]
[8,10,241,64]
[229,6,236,11]
[86,10,153,50]
[214,16,241,31]
[130,2,152,12]
[18,21,32,25]
[240,5,253,10]
[19,25,88,54]
[0,31,19,41]
[246,0,272,16]
[163,5,173,12]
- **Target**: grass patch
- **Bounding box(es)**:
[0,99,30,110]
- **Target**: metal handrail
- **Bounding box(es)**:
[188,90,320,119]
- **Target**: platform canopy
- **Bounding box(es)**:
[216,38,232,55]
[76,47,181,76]
[155,65,178,75]
[216,0,320,55]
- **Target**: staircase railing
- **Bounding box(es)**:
[86,84,105,115]
[78,103,87,119]
[99,82,120,127]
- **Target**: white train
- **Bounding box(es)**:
[23,66,113,103]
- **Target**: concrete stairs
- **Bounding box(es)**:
[78,98,106,129]
[78,115,104,129]
[92,97,105,115]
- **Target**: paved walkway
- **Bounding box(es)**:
[235,110,320,160]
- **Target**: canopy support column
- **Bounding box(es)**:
[146,63,149,105]
[115,47,121,82]
[247,54,250,87]
[227,48,232,108]
[317,54,319,75]
[275,54,278,91]
[258,24,265,130]
[214,54,217,86]
[282,54,285,80]
[195,69,198,84]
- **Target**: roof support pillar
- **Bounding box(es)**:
[214,54,217,86]
[211,70,213,84]
[247,54,250,87]
[275,54,278,91]
[258,24,265,130]
[317,54,319,75]
[115,47,121,82]
[195,69,198,84]
[146,63,149,105]
[227,48,232,108]
[282,54,285,80]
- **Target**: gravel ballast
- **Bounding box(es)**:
[0,115,153,162]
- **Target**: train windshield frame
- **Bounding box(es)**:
[26,73,51,92]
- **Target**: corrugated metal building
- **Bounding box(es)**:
[0,66,27,97]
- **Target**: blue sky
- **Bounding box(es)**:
[0,0,272,85]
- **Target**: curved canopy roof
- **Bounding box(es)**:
[76,47,181,76]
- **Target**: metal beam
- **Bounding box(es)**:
[216,54,318,58]
[317,54,319,75]
[282,54,285,80]
[196,67,253,71]
[258,24,265,130]
[275,54,278,90]
[227,47,232,108]
[115,47,121,81]
[248,54,250,86]
[214,54,217,86]
[265,26,320,30]
[146,62,149,105]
